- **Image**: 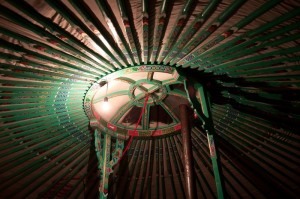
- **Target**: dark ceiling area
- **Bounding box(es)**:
[0,0,300,199]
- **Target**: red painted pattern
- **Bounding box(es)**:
[107,123,117,131]
[174,124,182,131]
[152,130,162,136]
[128,130,139,136]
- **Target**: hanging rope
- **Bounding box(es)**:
[116,94,149,165]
